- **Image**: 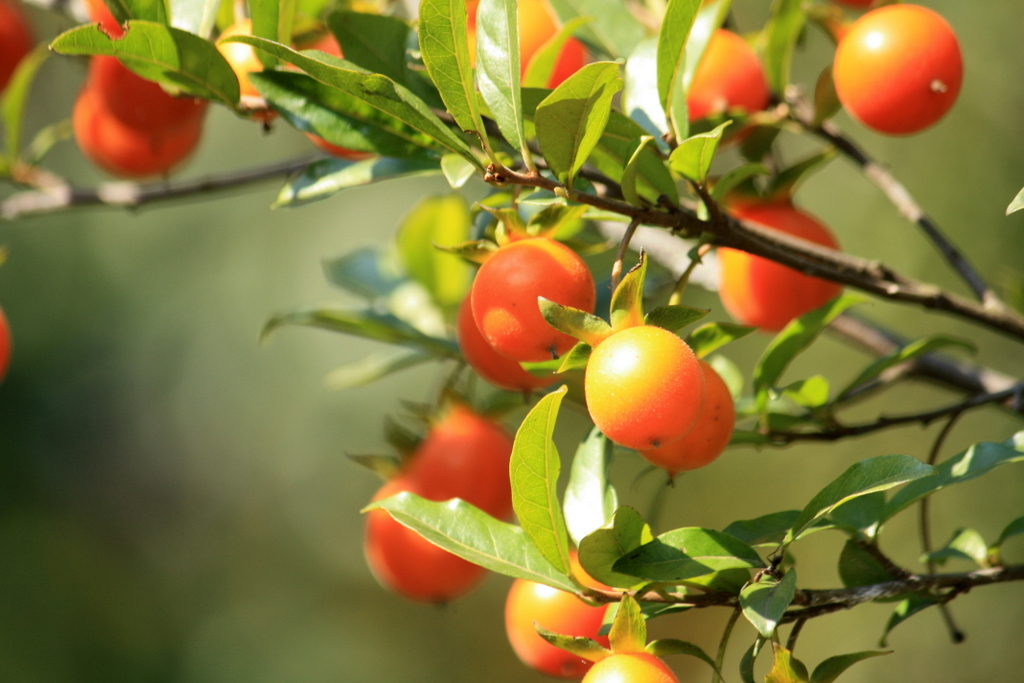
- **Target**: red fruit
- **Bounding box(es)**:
[88,56,208,132]
[83,0,123,37]
[0,0,33,91]
[718,201,842,331]
[305,131,375,160]
[0,307,11,383]
[584,325,705,451]
[402,402,514,519]
[457,297,556,395]
[470,238,595,363]
[582,653,679,683]
[687,29,770,122]
[364,477,487,603]
[833,4,962,135]
[639,360,734,474]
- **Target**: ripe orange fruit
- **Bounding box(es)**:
[0,0,33,91]
[687,29,770,122]
[582,653,679,683]
[88,56,208,132]
[83,0,123,37]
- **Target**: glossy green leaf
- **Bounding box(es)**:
[686,322,756,358]
[366,492,578,591]
[621,136,657,206]
[2,45,48,161]
[644,305,710,333]
[50,22,240,105]
[668,121,731,182]
[613,527,764,581]
[274,157,442,207]
[994,515,1024,548]
[546,0,644,59]
[882,434,1024,522]
[169,0,218,36]
[535,62,623,187]
[418,0,483,136]
[539,299,612,347]
[656,0,701,141]
[396,194,473,310]
[328,10,410,84]
[536,626,609,661]
[682,0,732,93]
[578,506,655,589]
[811,651,891,683]
[1006,186,1024,216]
[477,0,527,158]
[740,570,797,638]
[609,594,646,654]
[623,38,668,138]
[782,375,830,409]
[646,639,719,672]
[837,539,893,589]
[511,386,572,574]
[564,428,618,547]
[837,335,976,401]
[765,645,809,683]
[786,455,934,544]
[251,0,295,67]
[325,350,434,389]
[761,0,806,93]
[879,594,937,647]
[523,16,591,88]
[710,163,770,202]
[609,251,647,330]
[921,527,988,567]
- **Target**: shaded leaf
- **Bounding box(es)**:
[540,298,613,347]
[740,570,797,638]
[621,136,657,206]
[668,121,731,182]
[537,626,610,662]
[811,651,891,683]
[614,527,764,581]
[546,0,644,59]
[274,156,441,207]
[556,341,593,373]
[765,645,809,683]
[564,428,618,547]
[644,305,710,333]
[323,246,403,300]
[646,639,719,672]
[761,0,806,93]
[577,506,654,589]
[740,636,768,683]
[328,10,410,84]
[879,594,937,647]
[828,491,885,539]
[725,511,801,547]
[837,335,976,401]
[686,322,756,358]
[710,163,770,202]
[251,0,295,67]
[994,515,1024,548]
[609,251,648,331]
[325,350,434,389]
[837,539,893,589]
[346,452,403,479]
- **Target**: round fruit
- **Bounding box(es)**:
[457,297,556,395]
[585,325,705,451]
[583,653,679,683]
[718,201,842,331]
[0,0,33,92]
[639,360,734,474]
[687,29,770,122]
[0,306,11,383]
[402,402,515,519]
[88,56,208,132]
[505,578,609,678]
[364,477,487,603]
[833,4,962,135]
[83,0,123,37]
[470,237,595,363]
[835,0,874,8]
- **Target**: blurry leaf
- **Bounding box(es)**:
[275,156,441,207]
[761,0,807,93]
[644,305,709,333]
[546,0,644,59]
[828,491,885,539]
[110,0,168,23]
[325,350,435,389]
[765,644,808,683]
[812,65,840,126]
[539,299,612,347]
[994,515,1024,548]
[710,163,770,202]
[668,121,731,183]
[609,594,646,654]
[577,506,654,589]
[51,23,240,105]
[536,626,609,661]
[418,0,483,137]
[614,527,764,581]
[477,0,527,157]
[346,452,403,479]
[396,193,473,310]
[921,528,988,567]
[323,246,403,300]
[838,540,893,589]
[251,0,296,67]
[511,386,572,574]
[623,38,669,138]
[787,455,934,544]
[328,10,410,84]
[882,434,1024,522]
[441,153,477,188]
[837,335,976,401]
[437,239,499,264]
[527,204,587,238]
[686,322,756,358]
[810,651,891,683]
[1,44,48,161]
[740,636,768,683]
[682,0,732,94]
[621,136,657,206]
[535,62,623,186]
[764,147,837,201]
[740,570,797,638]
[781,375,829,409]
[168,0,219,36]
[879,594,937,647]
[1006,186,1024,216]
[564,428,618,547]
[366,492,578,591]
[523,16,591,88]
[646,639,718,671]
[656,0,700,141]
[708,353,744,400]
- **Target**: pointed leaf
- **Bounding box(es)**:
[724,511,801,547]
[656,0,701,141]
[614,527,764,581]
[578,506,655,589]
[811,651,891,683]
[644,305,709,333]
[1006,186,1024,216]
[396,193,473,310]
[523,16,591,88]
[527,204,587,238]
[328,10,410,84]
[366,492,578,591]
[325,350,434,389]
[609,252,648,331]
[686,322,756,358]
[2,44,48,161]
[564,428,618,547]
[623,38,668,138]
[168,0,218,36]
[828,491,884,539]
[535,62,624,186]
[477,0,527,157]
[994,515,1024,548]
[346,453,403,479]
[740,570,797,638]
[556,341,593,373]
[921,527,989,567]
[668,121,731,182]
[765,644,809,683]
[787,454,934,544]
[621,136,658,206]
[710,163,770,202]
[540,298,613,347]
[537,626,610,662]
[593,109,678,203]
[782,375,830,409]
[879,594,937,647]
[512,386,572,574]
[274,156,442,207]
[418,0,483,136]
[545,0,644,59]
[761,0,807,93]
[609,594,646,654]
[645,639,719,672]
[837,335,976,401]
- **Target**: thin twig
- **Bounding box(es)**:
[713,608,742,683]
[785,617,807,653]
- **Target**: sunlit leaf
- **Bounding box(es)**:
[577,506,653,589]
[274,157,441,207]
[564,428,618,547]
[644,305,709,333]
[477,0,527,158]
[1007,186,1024,216]
[609,594,646,654]
[536,626,610,662]
[251,0,295,67]
[613,527,764,581]
[418,0,483,137]
[546,0,644,59]
[810,651,891,683]
[765,644,808,683]
[921,527,989,567]
[686,322,756,358]
[740,570,797,638]
[668,121,731,183]
[656,0,701,141]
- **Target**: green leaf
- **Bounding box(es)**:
[644,305,710,333]
[621,136,657,206]
[556,341,593,373]
[327,10,411,84]
[536,626,610,662]
[1007,186,1024,216]
[325,350,434,389]
[564,428,618,547]
[882,434,1024,522]
[535,62,623,187]
[724,511,831,548]
[613,527,764,581]
[921,528,989,567]
[781,375,829,409]
[346,452,403,479]
[546,0,644,59]
[110,0,168,24]
[274,157,442,207]
[879,594,937,647]
[645,639,719,672]
[227,35,483,166]
[710,163,770,203]
[682,0,733,94]
[811,651,891,683]
[994,515,1024,548]
[168,0,218,36]
[837,539,893,589]
[527,204,587,238]
[828,491,885,539]
[686,322,756,358]
[50,22,239,106]
[668,121,731,182]
[761,0,807,94]
[786,455,935,544]
[623,38,668,137]
[523,16,591,88]
[1,45,48,162]
[765,644,809,683]
[740,637,768,683]
[740,570,797,638]
[609,251,648,331]
[396,193,473,310]
[251,0,296,67]
[656,0,701,141]
[609,594,647,654]
[764,147,837,201]
[366,492,578,591]
[440,153,477,188]
[477,0,527,159]
[418,0,483,137]
[753,294,862,410]
[539,298,612,347]
[323,246,403,300]
[577,506,654,589]
[511,386,572,574]
[837,335,976,401]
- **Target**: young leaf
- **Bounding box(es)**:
[527,204,587,238]
[786,454,935,544]
[477,0,528,160]
[810,651,891,683]
[761,0,807,94]
[511,386,573,574]
[608,594,646,654]
[396,193,473,310]
[523,16,592,88]
[644,305,710,333]
[686,322,756,358]
[441,153,477,188]
[879,594,937,647]
[668,121,732,183]
[740,570,797,639]
[545,0,644,60]
[536,626,610,662]
[556,342,593,373]
[621,136,658,206]
[535,62,624,187]
[365,491,578,591]
[836,335,977,401]
[274,157,442,208]
[539,298,613,347]
[577,506,654,589]
[656,0,701,141]
[921,527,989,567]
[327,11,411,85]
[418,0,484,137]
[613,527,765,581]
[645,639,719,672]
[563,428,618,547]
[765,644,809,683]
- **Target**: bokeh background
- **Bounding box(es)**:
[1,0,1023,681]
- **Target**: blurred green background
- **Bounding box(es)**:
[1,0,1023,681]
